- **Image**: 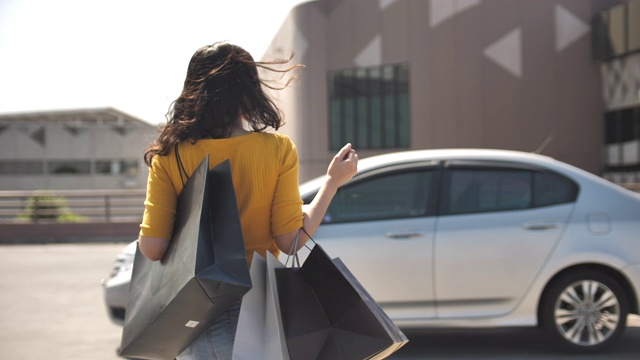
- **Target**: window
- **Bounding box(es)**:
[447,169,532,215]
[533,171,579,207]
[328,63,410,150]
[49,161,91,174]
[96,160,139,175]
[445,168,578,215]
[592,1,640,60]
[628,0,640,52]
[0,161,44,175]
[318,170,434,224]
[604,106,640,169]
[608,4,627,56]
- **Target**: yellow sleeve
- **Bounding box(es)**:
[271,136,303,237]
[139,155,178,239]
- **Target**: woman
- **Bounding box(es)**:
[137,42,357,359]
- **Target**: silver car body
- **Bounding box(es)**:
[102,241,136,325]
[298,149,640,329]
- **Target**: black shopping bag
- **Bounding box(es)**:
[276,243,408,360]
[120,157,252,360]
[331,258,409,359]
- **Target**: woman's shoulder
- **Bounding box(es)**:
[254,132,291,141]
[253,132,296,148]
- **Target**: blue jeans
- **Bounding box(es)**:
[176,302,241,360]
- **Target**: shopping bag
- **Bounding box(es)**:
[232,253,290,360]
[331,258,409,359]
[120,157,252,360]
[276,242,408,360]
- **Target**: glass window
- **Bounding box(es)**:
[96,160,114,174]
[328,63,410,150]
[605,111,620,145]
[533,172,579,207]
[620,109,635,143]
[320,170,434,224]
[628,0,640,52]
[445,168,579,215]
[49,161,91,174]
[604,106,640,169]
[0,161,44,175]
[592,2,637,60]
[121,160,138,175]
[96,160,139,175]
[446,169,532,215]
[608,5,627,56]
[592,12,613,60]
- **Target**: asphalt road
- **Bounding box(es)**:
[0,243,638,360]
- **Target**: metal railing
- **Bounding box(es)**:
[0,189,146,223]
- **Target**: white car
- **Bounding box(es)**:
[103,149,640,352]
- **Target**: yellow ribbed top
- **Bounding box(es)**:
[139,132,303,263]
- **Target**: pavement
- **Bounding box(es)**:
[1,242,639,360]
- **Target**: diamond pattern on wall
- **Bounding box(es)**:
[354,34,382,67]
[555,4,590,52]
[483,28,522,78]
[30,127,45,147]
[430,0,480,28]
[379,0,399,11]
[601,53,640,109]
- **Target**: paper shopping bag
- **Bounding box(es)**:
[331,258,409,359]
[232,253,289,360]
[120,157,252,360]
[276,243,408,360]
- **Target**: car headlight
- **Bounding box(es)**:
[109,252,135,278]
[106,241,137,280]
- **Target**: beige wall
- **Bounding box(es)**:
[0,114,155,191]
[265,0,617,182]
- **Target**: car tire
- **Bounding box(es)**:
[541,270,628,353]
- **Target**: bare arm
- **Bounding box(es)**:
[275,143,358,253]
[138,236,170,261]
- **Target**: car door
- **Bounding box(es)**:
[433,161,578,319]
[304,163,439,321]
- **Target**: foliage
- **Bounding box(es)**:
[18,192,86,223]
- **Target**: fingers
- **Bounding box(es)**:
[335,143,352,160]
[342,144,358,163]
[327,143,358,185]
[346,148,358,162]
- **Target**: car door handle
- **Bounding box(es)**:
[385,231,425,239]
[522,223,559,231]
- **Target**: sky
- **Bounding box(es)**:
[0,0,309,124]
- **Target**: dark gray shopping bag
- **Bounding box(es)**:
[276,242,409,360]
[120,157,252,360]
[232,253,290,360]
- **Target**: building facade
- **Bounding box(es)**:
[0,108,156,190]
[595,1,640,183]
[264,0,635,182]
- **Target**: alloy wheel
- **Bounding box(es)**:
[553,279,621,347]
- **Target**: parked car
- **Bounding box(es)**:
[102,148,640,352]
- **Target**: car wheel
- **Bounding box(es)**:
[541,270,628,352]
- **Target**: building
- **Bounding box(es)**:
[0,108,157,190]
[595,0,640,183]
[263,0,638,182]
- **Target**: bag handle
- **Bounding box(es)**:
[175,144,189,187]
[284,227,317,268]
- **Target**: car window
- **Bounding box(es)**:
[446,169,532,215]
[444,167,579,215]
[533,171,579,207]
[320,170,435,224]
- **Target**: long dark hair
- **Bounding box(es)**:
[144,42,302,166]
